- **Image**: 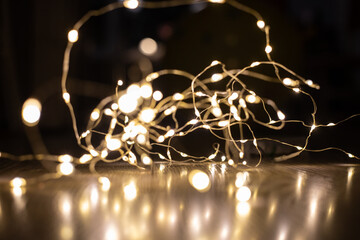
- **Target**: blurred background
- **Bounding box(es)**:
[1,0,359,162]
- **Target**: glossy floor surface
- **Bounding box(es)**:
[0,161,360,240]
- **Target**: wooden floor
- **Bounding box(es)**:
[0,160,359,240]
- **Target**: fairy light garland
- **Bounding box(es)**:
[0,0,359,186]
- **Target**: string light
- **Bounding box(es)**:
[0,0,359,179]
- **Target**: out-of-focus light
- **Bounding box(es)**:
[106,138,121,151]
[236,202,250,216]
[293,87,300,93]
[211,60,220,66]
[10,177,26,188]
[153,90,163,101]
[140,83,153,98]
[68,29,78,43]
[124,182,137,201]
[218,120,229,127]
[257,20,265,29]
[22,98,42,126]
[59,154,73,163]
[139,108,156,123]
[228,159,234,165]
[250,61,260,67]
[79,154,92,163]
[189,170,211,192]
[58,162,74,175]
[90,109,100,121]
[117,80,123,86]
[139,38,158,56]
[245,94,260,104]
[173,93,184,101]
[124,0,139,9]
[136,134,146,145]
[236,186,251,202]
[118,94,138,113]
[98,177,111,191]
[209,0,225,3]
[265,45,272,53]
[283,78,297,87]
[141,154,152,165]
[105,225,118,240]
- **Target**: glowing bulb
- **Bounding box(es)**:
[211,73,223,82]
[348,153,355,158]
[209,0,225,3]
[327,123,335,126]
[139,108,156,123]
[189,119,199,125]
[67,29,78,43]
[282,78,297,87]
[212,107,222,117]
[257,20,265,29]
[117,80,123,86]
[63,92,70,103]
[250,62,260,67]
[239,151,244,159]
[58,162,74,175]
[139,38,158,56]
[228,159,234,165]
[124,0,139,9]
[265,45,272,53]
[79,154,92,163]
[140,83,153,98]
[236,186,251,202]
[22,98,42,126]
[245,94,259,104]
[165,129,175,137]
[293,88,300,93]
[136,134,146,145]
[218,120,229,127]
[173,93,184,101]
[211,60,220,66]
[90,109,100,121]
[141,154,152,165]
[306,79,314,86]
[277,111,286,120]
[118,94,138,113]
[99,177,111,191]
[253,139,258,147]
[106,138,121,151]
[90,149,99,157]
[157,135,165,143]
[311,124,316,132]
[10,177,26,188]
[153,91,163,101]
[124,182,137,201]
[296,146,303,150]
[104,108,113,116]
[239,98,247,108]
[164,106,176,116]
[189,170,210,192]
[59,154,73,163]
[208,153,216,160]
[202,124,210,129]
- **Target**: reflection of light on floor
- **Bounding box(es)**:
[80,199,89,215]
[105,225,118,240]
[124,182,137,201]
[60,196,72,217]
[296,173,304,196]
[113,201,120,213]
[236,202,250,216]
[90,187,99,206]
[277,227,287,240]
[191,215,201,233]
[220,226,229,239]
[189,170,210,192]
[60,225,73,240]
[169,211,177,225]
[205,208,211,220]
[268,201,277,218]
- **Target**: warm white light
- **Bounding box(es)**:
[277,111,286,120]
[118,94,138,113]
[211,60,220,66]
[153,90,163,101]
[250,62,260,67]
[136,134,146,145]
[311,124,316,132]
[228,159,234,165]
[305,79,314,86]
[157,135,165,143]
[124,182,137,201]
[106,138,121,151]
[90,149,99,157]
[189,119,198,125]
[239,98,247,108]
[90,109,100,121]
[293,87,300,93]
[139,108,156,123]
[173,93,184,101]
[140,83,153,98]
[257,20,265,29]
[79,154,92,163]
[212,107,222,117]
[165,129,175,137]
[10,177,26,188]
[327,123,335,126]
[236,186,251,202]
[117,80,123,86]
[189,170,210,192]
[236,202,250,216]
[218,120,229,127]
[58,162,74,175]
[348,153,355,158]
[211,73,223,82]
[209,0,225,3]
[98,177,111,191]
[282,78,297,87]
[124,0,139,9]
[239,151,244,159]
[164,106,176,116]
[68,29,78,43]
[141,154,152,165]
[63,92,70,103]
[265,45,272,53]
[245,94,259,104]
[59,154,73,163]
[104,108,113,116]
[139,38,158,56]
[22,98,42,126]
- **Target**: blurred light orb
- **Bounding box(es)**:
[67,29,78,43]
[58,162,74,175]
[189,170,211,192]
[124,0,139,9]
[139,38,158,56]
[118,94,138,113]
[22,98,42,126]
[236,186,251,202]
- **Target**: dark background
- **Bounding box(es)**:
[1,0,359,161]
